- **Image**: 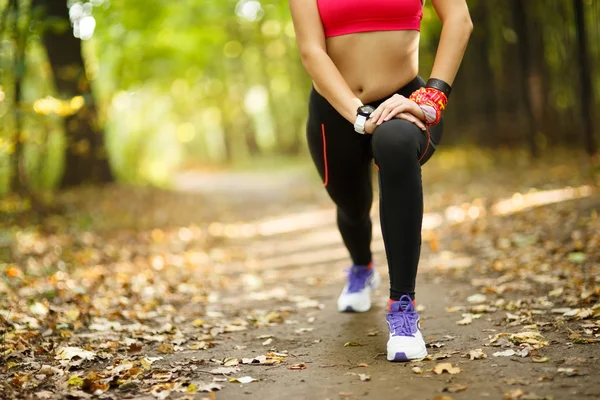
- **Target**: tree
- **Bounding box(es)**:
[510,0,539,158]
[573,0,597,156]
[32,0,113,187]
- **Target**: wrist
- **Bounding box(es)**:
[354,105,376,134]
[409,87,448,126]
[426,78,452,98]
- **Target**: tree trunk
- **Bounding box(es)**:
[33,0,113,188]
[9,0,27,194]
[510,0,539,158]
[574,0,597,156]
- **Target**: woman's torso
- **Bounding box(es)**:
[314,0,422,104]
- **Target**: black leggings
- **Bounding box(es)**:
[306,76,443,300]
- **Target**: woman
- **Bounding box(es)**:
[289,0,472,362]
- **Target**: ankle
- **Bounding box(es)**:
[387,298,417,312]
[354,261,373,270]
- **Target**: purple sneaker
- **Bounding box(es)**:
[337,264,380,312]
[386,295,427,361]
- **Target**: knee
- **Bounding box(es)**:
[338,205,371,226]
[371,120,421,165]
[335,193,372,225]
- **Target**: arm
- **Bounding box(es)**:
[288,0,363,124]
[429,0,473,85]
[371,0,472,127]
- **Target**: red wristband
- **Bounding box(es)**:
[409,87,448,126]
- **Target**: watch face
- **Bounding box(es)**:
[359,105,375,115]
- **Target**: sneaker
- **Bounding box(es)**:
[337,264,380,312]
[386,295,427,361]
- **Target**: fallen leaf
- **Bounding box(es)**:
[288,363,307,370]
[567,252,586,263]
[358,363,369,367]
[255,334,273,340]
[504,389,524,399]
[467,349,487,360]
[344,341,363,347]
[192,319,204,327]
[358,374,370,381]
[456,314,473,326]
[224,357,239,366]
[443,384,468,393]
[55,347,96,362]
[35,392,54,399]
[493,349,516,357]
[295,327,313,334]
[188,341,214,350]
[467,294,487,304]
[432,363,461,375]
[241,354,286,365]
[557,367,585,377]
[229,376,258,384]
[194,382,222,392]
[262,338,273,346]
[67,376,84,388]
[209,367,240,375]
[412,367,423,374]
[339,392,353,397]
[427,342,445,348]
[186,384,197,394]
[150,386,171,399]
[157,343,174,354]
[30,302,49,316]
[531,356,549,363]
[432,396,454,400]
[367,329,380,336]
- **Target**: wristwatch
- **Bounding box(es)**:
[354,105,375,134]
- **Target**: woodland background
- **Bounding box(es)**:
[0,0,598,194]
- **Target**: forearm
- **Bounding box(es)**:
[301,49,363,123]
[429,14,473,85]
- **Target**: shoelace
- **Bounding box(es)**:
[345,267,372,293]
[387,311,418,336]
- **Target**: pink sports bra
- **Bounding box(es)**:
[317,0,423,38]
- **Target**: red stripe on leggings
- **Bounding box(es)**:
[418,127,431,163]
[321,124,329,187]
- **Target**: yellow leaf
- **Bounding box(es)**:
[67,376,84,387]
[192,319,204,327]
[432,363,461,375]
[187,384,197,393]
[157,344,174,354]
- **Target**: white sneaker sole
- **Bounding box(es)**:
[387,347,428,362]
[337,271,381,313]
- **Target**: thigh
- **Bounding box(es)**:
[306,88,374,216]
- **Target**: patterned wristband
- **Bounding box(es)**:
[409,87,448,126]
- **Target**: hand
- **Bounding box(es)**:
[364,119,377,134]
[370,94,427,131]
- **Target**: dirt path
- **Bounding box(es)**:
[1,155,598,400]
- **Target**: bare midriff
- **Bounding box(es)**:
[314,30,420,105]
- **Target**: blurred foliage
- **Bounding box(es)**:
[0,0,599,193]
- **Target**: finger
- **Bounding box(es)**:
[396,112,426,130]
[370,104,386,123]
[377,101,403,124]
[373,100,395,123]
[383,104,409,121]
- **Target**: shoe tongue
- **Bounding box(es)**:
[390,295,414,313]
[399,296,414,312]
